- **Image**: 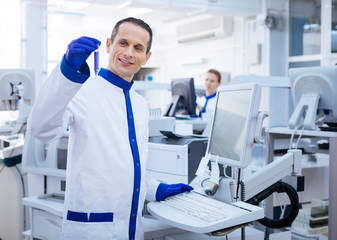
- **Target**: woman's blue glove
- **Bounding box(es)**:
[65,36,101,71]
[156,183,193,201]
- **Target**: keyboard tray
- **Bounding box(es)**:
[147,191,264,233]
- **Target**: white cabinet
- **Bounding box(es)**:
[288,0,337,68]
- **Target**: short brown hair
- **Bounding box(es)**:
[207,69,221,83]
[110,17,153,54]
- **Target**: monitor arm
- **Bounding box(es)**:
[288,93,320,130]
[200,149,302,229]
[243,149,302,201]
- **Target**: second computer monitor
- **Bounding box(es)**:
[288,65,337,130]
[164,77,196,118]
[207,83,261,169]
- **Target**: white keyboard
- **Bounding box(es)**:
[147,190,264,233]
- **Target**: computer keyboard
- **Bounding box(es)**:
[147,190,264,233]
[163,191,232,223]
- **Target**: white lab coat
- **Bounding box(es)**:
[196,93,217,114]
[27,59,160,240]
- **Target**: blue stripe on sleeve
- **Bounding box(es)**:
[60,55,90,84]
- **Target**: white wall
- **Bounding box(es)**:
[0,0,21,68]
[161,15,245,86]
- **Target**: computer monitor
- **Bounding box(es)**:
[0,69,35,111]
[164,78,196,117]
[206,83,261,169]
[288,65,337,130]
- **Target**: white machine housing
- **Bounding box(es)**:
[147,136,208,184]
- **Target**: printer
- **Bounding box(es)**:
[147,135,208,184]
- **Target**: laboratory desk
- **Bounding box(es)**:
[266,127,337,240]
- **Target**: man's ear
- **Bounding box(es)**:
[106,38,111,53]
[143,51,152,66]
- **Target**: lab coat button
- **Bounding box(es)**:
[136,188,139,192]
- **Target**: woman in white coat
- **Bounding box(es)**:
[196,69,222,115]
[27,17,192,240]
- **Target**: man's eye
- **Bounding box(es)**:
[120,42,127,46]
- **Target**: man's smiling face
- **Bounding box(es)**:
[106,22,151,82]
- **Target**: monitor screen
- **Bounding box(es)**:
[207,83,261,168]
[164,78,196,117]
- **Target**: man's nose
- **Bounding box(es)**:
[124,46,134,57]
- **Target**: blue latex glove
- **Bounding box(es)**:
[156,183,193,201]
[65,36,101,71]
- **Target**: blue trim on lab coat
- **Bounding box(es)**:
[67,210,114,222]
[99,69,139,240]
[98,68,133,91]
[60,55,90,84]
[124,90,141,240]
[202,92,217,113]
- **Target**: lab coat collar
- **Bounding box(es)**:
[98,68,134,91]
[205,92,217,100]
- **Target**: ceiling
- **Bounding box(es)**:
[47,0,262,23]
[48,0,206,23]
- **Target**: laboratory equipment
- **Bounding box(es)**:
[148,189,263,233]
[288,65,337,130]
[0,68,34,240]
[0,69,35,134]
[164,78,197,118]
[147,135,208,184]
[148,83,303,234]
[94,45,99,76]
[0,134,25,166]
[148,113,175,137]
[207,83,263,169]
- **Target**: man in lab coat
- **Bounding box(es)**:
[27,17,192,240]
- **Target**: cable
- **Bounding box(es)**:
[14,165,27,230]
[235,168,241,201]
[6,122,26,160]
[246,181,299,228]
[0,164,5,174]
[275,192,286,219]
[295,125,305,149]
[289,125,299,149]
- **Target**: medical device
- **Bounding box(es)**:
[0,69,34,240]
[148,83,302,234]
[206,83,263,168]
[94,45,99,76]
[0,69,35,134]
[147,135,208,184]
[164,78,197,118]
[0,69,35,166]
[288,65,337,130]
